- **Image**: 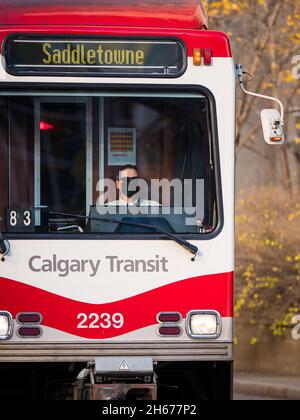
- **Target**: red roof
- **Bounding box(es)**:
[0,0,208,29]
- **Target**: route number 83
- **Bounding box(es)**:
[6,208,34,230]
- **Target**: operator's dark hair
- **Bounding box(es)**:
[116,165,139,180]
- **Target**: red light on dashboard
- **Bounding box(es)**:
[40,121,54,131]
[158,326,182,337]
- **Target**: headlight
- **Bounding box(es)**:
[0,311,13,340]
[186,311,221,339]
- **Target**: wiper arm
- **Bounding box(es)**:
[50,212,199,260]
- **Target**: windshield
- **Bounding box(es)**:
[0,91,220,236]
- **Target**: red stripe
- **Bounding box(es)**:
[1,1,207,30]
[0,272,233,339]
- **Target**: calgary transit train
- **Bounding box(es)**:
[0,0,284,400]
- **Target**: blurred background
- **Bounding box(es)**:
[204,0,300,398]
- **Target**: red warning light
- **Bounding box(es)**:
[40,121,54,131]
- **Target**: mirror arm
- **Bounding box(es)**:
[236,64,284,123]
[0,232,10,262]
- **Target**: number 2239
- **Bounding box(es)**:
[77,313,124,329]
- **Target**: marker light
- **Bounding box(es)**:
[158,326,182,337]
[193,48,202,66]
[158,313,182,324]
[17,313,42,325]
[203,48,212,66]
[18,327,42,338]
[0,311,13,340]
[186,311,221,339]
[270,136,284,143]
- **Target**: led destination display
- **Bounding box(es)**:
[5,37,186,77]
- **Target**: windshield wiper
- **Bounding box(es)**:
[50,212,199,260]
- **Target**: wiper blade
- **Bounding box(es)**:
[50,212,199,260]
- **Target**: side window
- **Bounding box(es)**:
[38,101,89,215]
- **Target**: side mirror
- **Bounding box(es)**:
[261,109,284,145]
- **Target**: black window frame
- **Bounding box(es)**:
[0,83,224,242]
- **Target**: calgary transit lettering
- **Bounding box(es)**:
[42,43,145,66]
[28,254,169,277]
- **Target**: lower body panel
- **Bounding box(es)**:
[0,342,233,362]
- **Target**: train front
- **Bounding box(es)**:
[0,0,235,400]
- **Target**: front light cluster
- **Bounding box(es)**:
[186,311,221,339]
[0,312,13,340]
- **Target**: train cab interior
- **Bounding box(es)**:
[0,91,220,237]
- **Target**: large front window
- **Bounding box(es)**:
[0,91,220,236]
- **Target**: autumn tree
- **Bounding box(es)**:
[204,0,300,193]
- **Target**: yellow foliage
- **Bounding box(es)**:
[235,188,300,340]
[250,337,258,346]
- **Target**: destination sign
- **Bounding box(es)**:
[5,37,186,77]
